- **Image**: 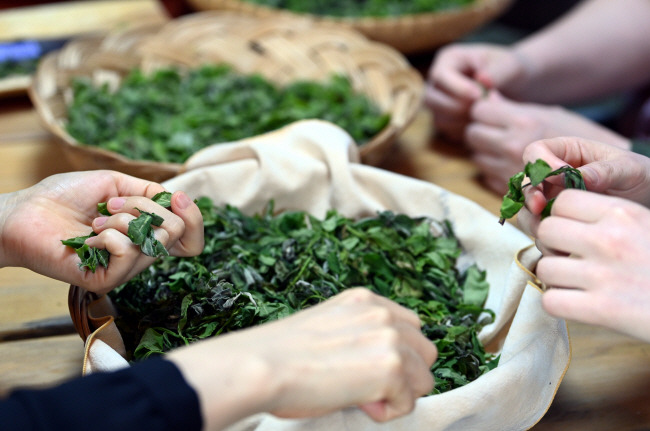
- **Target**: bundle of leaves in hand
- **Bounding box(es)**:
[61,192,172,272]
[241,0,475,17]
[499,159,586,224]
[109,200,499,394]
[65,65,390,164]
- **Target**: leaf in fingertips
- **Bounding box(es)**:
[499,159,586,224]
[62,195,172,270]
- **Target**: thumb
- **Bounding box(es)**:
[579,160,643,194]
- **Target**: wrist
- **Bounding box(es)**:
[167,332,278,430]
[504,44,538,100]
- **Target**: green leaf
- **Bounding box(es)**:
[499,159,586,224]
[128,212,153,245]
[151,191,172,208]
[61,233,94,249]
[97,202,111,216]
[524,159,552,186]
[65,65,389,164]
[462,266,489,307]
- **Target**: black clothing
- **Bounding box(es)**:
[0,356,202,431]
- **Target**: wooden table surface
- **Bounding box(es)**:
[1,2,649,430]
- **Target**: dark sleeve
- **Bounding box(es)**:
[0,356,202,431]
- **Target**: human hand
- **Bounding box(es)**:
[525,190,650,343]
[0,170,203,294]
[466,92,631,193]
[169,288,437,430]
[517,137,650,237]
[424,43,527,142]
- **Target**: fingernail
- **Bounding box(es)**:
[176,192,192,210]
[94,216,108,227]
[109,197,126,211]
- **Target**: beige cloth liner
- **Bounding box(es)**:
[78,120,570,431]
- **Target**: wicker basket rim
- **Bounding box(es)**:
[188,0,508,22]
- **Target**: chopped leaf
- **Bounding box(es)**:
[241,0,475,17]
[65,66,389,164]
[109,200,498,394]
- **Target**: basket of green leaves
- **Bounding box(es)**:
[185,0,513,54]
[29,11,423,182]
[68,120,570,430]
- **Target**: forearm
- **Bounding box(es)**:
[167,332,276,431]
[508,0,650,103]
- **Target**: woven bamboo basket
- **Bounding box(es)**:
[186,0,513,54]
[29,11,423,182]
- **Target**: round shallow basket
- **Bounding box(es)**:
[66,120,570,431]
[186,0,513,54]
[28,25,180,182]
[29,11,423,182]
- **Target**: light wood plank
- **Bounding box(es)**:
[0,334,84,397]
[0,0,168,40]
[0,267,71,329]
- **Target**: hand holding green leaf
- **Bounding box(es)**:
[499,159,586,224]
[62,191,173,272]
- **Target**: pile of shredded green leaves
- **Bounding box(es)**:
[0,58,38,79]
[65,64,389,164]
[109,199,499,394]
[241,0,475,17]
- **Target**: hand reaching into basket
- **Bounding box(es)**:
[516,137,650,343]
[0,170,204,294]
[168,287,437,430]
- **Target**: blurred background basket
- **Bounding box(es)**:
[185,0,514,54]
[29,11,423,182]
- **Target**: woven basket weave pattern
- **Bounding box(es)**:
[186,0,513,54]
[30,12,423,181]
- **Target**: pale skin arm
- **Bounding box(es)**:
[511,0,650,103]
[0,170,204,294]
[465,91,631,193]
[167,288,438,431]
[425,0,650,142]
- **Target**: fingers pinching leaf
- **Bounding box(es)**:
[62,191,174,270]
[499,160,585,224]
